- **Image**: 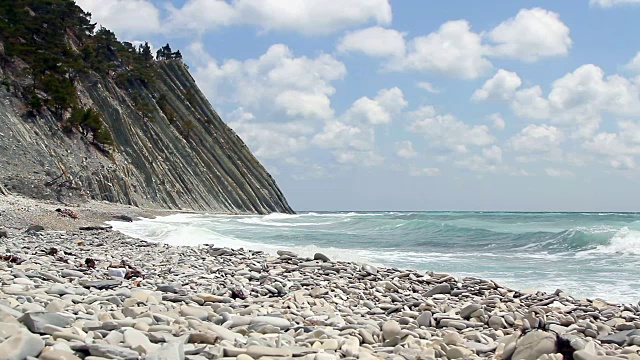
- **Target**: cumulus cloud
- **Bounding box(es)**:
[190,44,345,121]
[167,0,392,35]
[472,69,522,101]
[337,8,572,79]
[489,113,506,130]
[408,106,495,153]
[337,27,405,57]
[624,52,640,73]
[398,20,492,79]
[416,81,441,94]
[590,0,640,7]
[545,168,574,177]
[509,124,564,153]
[485,8,571,62]
[395,141,417,158]
[409,167,441,177]
[76,0,161,37]
[505,64,640,138]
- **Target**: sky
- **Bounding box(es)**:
[75,0,640,211]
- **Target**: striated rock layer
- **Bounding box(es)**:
[0,60,293,214]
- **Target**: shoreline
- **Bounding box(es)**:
[0,198,638,358]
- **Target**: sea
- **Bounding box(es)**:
[108,211,640,305]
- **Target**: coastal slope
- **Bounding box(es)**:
[0,1,293,214]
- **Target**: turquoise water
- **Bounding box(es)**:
[109,211,640,304]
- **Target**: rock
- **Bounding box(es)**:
[277,250,298,257]
[189,331,218,345]
[382,320,401,340]
[145,342,185,360]
[362,264,377,275]
[314,253,331,262]
[108,268,126,278]
[599,330,637,345]
[0,229,7,238]
[81,279,122,290]
[19,312,73,334]
[88,344,141,359]
[26,225,44,233]
[114,215,134,222]
[60,270,84,278]
[489,316,507,330]
[425,283,451,297]
[123,328,160,354]
[460,304,482,319]
[443,332,464,345]
[180,305,209,320]
[246,345,293,358]
[0,329,45,360]
[446,346,473,359]
[417,311,432,327]
[39,349,81,360]
[0,323,23,340]
[250,316,291,330]
[512,330,557,360]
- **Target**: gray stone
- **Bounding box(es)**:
[382,320,401,340]
[81,279,122,290]
[314,253,331,262]
[26,225,44,233]
[417,311,432,327]
[425,283,451,297]
[598,329,638,345]
[108,268,126,278]
[88,344,140,359]
[0,229,7,238]
[250,316,291,330]
[47,284,74,296]
[246,345,293,358]
[0,329,45,360]
[39,349,81,360]
[460,304,482,319]
[512,330,557,360]
[0,323,23,340]
[123,328,160,354]
[146,342,185,360]
[489,316,507,330]
[19,312,73,334]
[60,270,84,278]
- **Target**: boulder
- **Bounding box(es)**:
[0,329,45,360]
[512,331,557,360]
[19,312,73,334]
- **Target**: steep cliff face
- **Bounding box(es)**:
[0,60,294,214]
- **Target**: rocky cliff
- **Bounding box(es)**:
[0,1,293,214]
[0,60,293,214]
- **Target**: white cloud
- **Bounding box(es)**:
[483,145,503,163]
[591,0,640,7]
[409,167,441,177]
[344,87,407,125]
[168,0,392,35]
[337,27,405,57]
[335,151,384,166]
[416,81,441,94]
[76,0,161,37]
[312,120,374,151]
[190,44,346,121]
[489,113,506,130]
[409,106,495,152]
[396,141,417,158]
[485,8,571,62]
[509,124,564,153]
[510,64,640,138]
[397,20,492,79]
[545,168,574,177]
[624,52,640,73]
[472,69,522,101]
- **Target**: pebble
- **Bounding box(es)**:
[0,229,633,360]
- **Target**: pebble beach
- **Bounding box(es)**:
[0,197,640,359]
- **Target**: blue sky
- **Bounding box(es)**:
[78,0,640,211]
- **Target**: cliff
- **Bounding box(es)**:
[0,1,293,214]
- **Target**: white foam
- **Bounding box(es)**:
[594,227,640,256]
